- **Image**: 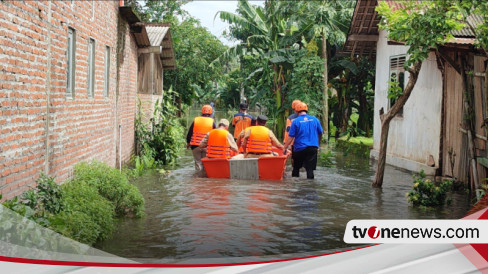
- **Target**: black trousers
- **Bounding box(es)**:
[292,147,318,179]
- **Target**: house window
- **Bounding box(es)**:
[104,46,110,97]
[389,55,406,115]
[91,0,95,20]
[66,27,76,97]
[87,38,95,97]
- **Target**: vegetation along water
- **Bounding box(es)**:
[95,149,471,262]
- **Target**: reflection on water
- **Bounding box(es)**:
[95,150,471,262]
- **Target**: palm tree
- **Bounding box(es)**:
[215,0,310,138]
[287,0,354,141]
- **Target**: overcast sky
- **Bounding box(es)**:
[182,1,264,46]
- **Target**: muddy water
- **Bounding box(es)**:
[95,150,471,262]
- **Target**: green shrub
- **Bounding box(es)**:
[50,181,116,245]
[72,161,145,217]
[119,184,145,218]
[318,150,334,167]
[135,88,185,166]
[130,144,157,177]
[22,173,65,215]
[2,164,145,245]
[407,170,453,207]
[50,211,100,245]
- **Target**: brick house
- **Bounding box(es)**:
[0,1,174,200]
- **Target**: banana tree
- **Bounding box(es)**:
[288,0,354,141]
[214,0,310,139]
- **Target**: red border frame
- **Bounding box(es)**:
[0,245,377,268]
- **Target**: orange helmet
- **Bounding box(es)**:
[295,102,308,112]
[201,104,213,115]
[291,99,302,110]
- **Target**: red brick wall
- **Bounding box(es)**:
[0,1,139,200]
[117,21,138,167]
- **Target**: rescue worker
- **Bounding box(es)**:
[242,115,284,158]
[284,99,301,168]
[283,99,302,144]
[186,105,216,171]
[236,116,257,154]
[232,102,253,140]
[199,119,238,159]
[283,102,323,179]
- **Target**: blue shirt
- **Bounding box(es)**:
[286,113,298,133]
[289,114,323,152]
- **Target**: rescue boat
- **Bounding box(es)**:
[201,148,290,180]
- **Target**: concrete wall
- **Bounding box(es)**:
[372,29,443,174]
[137,94,163,127]
[0,1,139,200]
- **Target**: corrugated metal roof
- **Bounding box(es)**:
[343,0,483,57]
[146,26,169,47]
[452,14,483,37]
[142,23,176,69]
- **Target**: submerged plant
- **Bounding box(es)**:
[318,150,334,168]
[135,87,185,167]
[407,170,453,207]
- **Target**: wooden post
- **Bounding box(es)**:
[460,56,479,190]
[322,33,329,142]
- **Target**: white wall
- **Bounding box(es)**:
[372,29,443,171]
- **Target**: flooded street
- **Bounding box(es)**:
[95,150,471,263]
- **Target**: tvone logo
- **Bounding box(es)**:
[368,226,380,239]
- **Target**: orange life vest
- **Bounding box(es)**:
[233,114,252,139]
[247,126,272,154]
[283,113,298,145]
[237,126,253,153]
[190,116,214,146]
[207,129,233,159]
[283,118,293,144]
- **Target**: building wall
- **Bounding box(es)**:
[372,30,443,174]
[441,52,487,183]
[117,21,138,167]
[137,94,163,127]
[0,1,138,200]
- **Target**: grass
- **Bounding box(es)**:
[338,136,373,147]
[335,136,373,158]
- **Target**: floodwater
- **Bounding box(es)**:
[95,150,472,263]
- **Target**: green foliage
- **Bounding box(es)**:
[452,1,488,50]
[318,150,335,168]
[130,144,158,177]
[53,181,116,245]
[2,165,145,245]
[387,80,403,100]
[72,161,145,218]
[336,137,371,158]
[164,17,227,106]
[135,88,185,166]
[125,0,190,23]
[288,51,324,118]
[2,197,38,222]
[407,170,453,207]
[22,173,65,215]
[328,57,375,138]
[377,1,464,68]
[476,179,488,202]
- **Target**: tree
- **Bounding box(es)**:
[372,1,463,187]
[125,0,190,23]
[164,18,227,108]
[280,1,354,141]
[216,0,307,139]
